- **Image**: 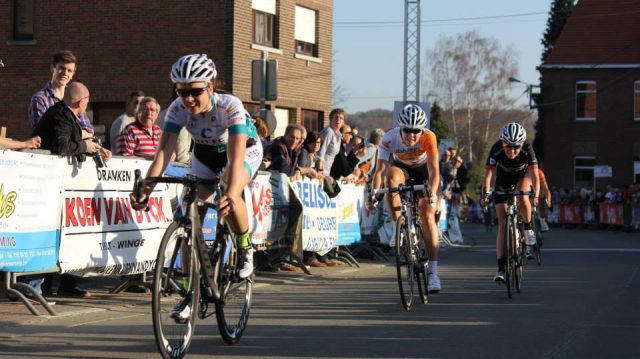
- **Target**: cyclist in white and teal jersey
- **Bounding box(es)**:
[131,54,262,282]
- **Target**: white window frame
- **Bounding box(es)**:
[294,5,318,57]
[575,80,597,122]
[252,0,277,49]
[574,156,596,190]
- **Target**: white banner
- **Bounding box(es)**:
[0,150,63,272]
[247,173,273,245]
[594,165,613,178]
[59,157,172,275]
[289,177,337,255]
[336,182,364,246]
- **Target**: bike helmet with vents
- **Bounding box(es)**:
[398,104,428,129]
[500,122,527,146]
[171,54,217,83]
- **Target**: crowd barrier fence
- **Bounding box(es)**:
[1,149,367,314]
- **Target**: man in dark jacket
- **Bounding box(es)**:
[33,82,111,162]
[32,82,111,297]
[268,123,304,176]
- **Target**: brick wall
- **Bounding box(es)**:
[540,68,640,188]
[0,0,332,139]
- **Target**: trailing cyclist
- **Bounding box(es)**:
[481,122,540,283]
[367,104,442,293]
[130,54,262,316]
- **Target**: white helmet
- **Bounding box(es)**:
[500,122,527,146]
[171,54,217,83]
[398,104,428,129]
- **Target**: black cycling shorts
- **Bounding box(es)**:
[494,171,527,204]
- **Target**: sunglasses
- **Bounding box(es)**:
[503,143,522,150]
[401,128,422,135]
[175,87,207,98]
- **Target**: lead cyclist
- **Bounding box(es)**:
[130,53,262,285]
[366,104,442,293]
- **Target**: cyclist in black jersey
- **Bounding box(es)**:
[481,123,540,283]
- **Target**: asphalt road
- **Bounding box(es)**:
[1,223,639,359]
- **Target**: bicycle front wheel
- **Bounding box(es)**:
[152,220,201,359]
[214,232,252,345]
[414,223,429,304]
[503,215,513,299]
[395,215,415,311]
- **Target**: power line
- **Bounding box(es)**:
[335,11,546,26]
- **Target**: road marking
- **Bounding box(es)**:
[68,313,146,327]
[471,248,640,253]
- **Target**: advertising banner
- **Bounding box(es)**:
[59,157,172,275]
[289,177,337,255]
[559,204,581,224]
[336,182,363,246]
[0,150,63,272]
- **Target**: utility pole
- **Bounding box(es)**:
[403,0,421,103]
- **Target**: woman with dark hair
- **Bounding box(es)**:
[297,130,323,179]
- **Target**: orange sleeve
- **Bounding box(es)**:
[420,130,439,157]
[537,168,547,183]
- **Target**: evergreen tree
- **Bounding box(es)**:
[429,101,451,142]
[535,0,575,162]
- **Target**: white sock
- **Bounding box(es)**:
[429,260,438,275]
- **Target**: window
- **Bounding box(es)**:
[13,0,35,41]
[294,6,318,57]
[575,81,596,121]
[634,81,640,121]
[574,156,595,189]
[301,110,322,132]
[252,0,277,48]
[635,160,640,184]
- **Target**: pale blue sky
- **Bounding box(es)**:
[333,0,554,112]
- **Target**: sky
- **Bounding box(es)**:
[333,0,554,113]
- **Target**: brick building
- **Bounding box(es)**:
[539,0,640,189]
[0,0,333,144]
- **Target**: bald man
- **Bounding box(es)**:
[33,82,111,162]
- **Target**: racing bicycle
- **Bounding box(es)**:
[374,182,430,311]
[493,186,533,299]
[133,170,252,359]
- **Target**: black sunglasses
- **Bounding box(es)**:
[502,142,522,150]
[175,87,208,98]
[401,128,422,134]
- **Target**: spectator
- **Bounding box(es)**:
[317,108,345,178]
[265,123,308,271]
[330,123,364,181]
[0,136,41,150]
[268,124,304,177]
[109,90,145,150]
[156,84,192,165]
[32,82,111,297]
[28,50,93,137]
[297,131,323,180]
[252,113,272,170]
[115,97,162,160]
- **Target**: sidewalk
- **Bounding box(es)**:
[0,261,371,327]
[0,223,489,327]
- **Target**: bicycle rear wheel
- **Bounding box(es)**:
[395,215,415,311]
[152,220,200,359]
[214,231,252,345]
[414,223,429,304]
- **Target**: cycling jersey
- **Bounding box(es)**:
[485,141,537,177]
[486,140,538,204]
[163,92,262,177]
[377,127,438,167]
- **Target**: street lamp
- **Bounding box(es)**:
[509,77,539,109]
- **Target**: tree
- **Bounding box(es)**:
[535,0,575,162]
[429,101,450,141]
[424,30,518,162]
